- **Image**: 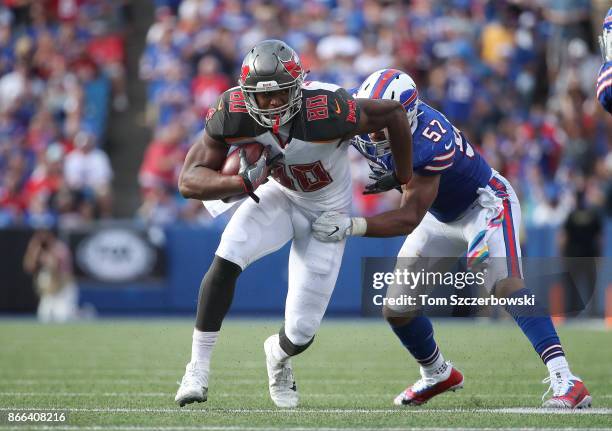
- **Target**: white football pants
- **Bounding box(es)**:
[387,172,522,313]
[216,181,347,346]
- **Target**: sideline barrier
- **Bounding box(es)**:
[1,222,611,317]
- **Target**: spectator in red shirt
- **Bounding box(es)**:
[191,55,230,118]
[23,143,65,207]
[139,121,185,194]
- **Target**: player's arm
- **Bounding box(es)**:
[178,132,244,201]
[312,174,439,240]
[362,174,439,237]
[354,98,413,185]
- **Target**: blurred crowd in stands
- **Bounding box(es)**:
[1,0,610,237]
[138,0,612,231]
[0,0,131,227]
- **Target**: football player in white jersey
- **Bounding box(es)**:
[313,69,591,409]
[174,40,413,408]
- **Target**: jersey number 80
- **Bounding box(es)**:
[271,161,333,192]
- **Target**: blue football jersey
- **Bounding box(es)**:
[354,102,492,222]
[597,61,612,114]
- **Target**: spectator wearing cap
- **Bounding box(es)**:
[63,130,113,217]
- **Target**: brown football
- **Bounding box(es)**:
[220,142,265,176]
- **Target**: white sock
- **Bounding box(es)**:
[422,352,449,378]
[546,356,572,379]
[191,329,219,371]
[270,335,290,362]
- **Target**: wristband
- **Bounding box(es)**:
[350,217,367,236]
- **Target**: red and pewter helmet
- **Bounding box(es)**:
[239,39,306,128]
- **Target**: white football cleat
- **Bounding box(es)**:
[264,334,298,408]
[175,361,208,407]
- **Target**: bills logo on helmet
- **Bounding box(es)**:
[400,88,418,111]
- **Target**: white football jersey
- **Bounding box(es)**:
[203,81,360,215]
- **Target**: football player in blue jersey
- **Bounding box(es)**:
[597,7,612,113]
[312,69,592,409]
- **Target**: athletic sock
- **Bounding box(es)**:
[391,316,447,376]
[191,328,219,372]
[504,287,572,375]
[546,355,572,379]
[269,334,290,362]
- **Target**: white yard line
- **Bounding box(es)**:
[0,407,610,415]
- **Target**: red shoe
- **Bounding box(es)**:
[542,375,592,409]
[394,363,464,406]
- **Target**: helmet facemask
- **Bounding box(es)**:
[355,129,390,159]
[241,77,304,128]
[355,105,418,160]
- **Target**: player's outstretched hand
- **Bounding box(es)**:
[238,147,270,203]
[364,171,402,194]
[312,211,352,242]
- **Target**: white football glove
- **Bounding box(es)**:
[312,211,367,242]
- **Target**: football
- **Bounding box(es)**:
[220,142,265,176]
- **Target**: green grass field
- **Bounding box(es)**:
[1,319,611,430]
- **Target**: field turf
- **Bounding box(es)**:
[1,319,611,430]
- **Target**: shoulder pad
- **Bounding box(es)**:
[292,83,360,142]
[205,87,261,143]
